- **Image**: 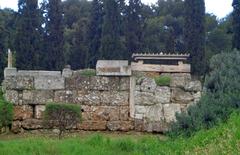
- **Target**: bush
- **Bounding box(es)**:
[79,69,96,77]
[169,50,240,137]
[0,89,13,133]
[44,103,81,139]
[154,75,171,86]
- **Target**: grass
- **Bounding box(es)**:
[1,112,240,155]
[154,75,171,86]
[79,69,96,77]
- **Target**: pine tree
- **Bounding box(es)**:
[15,0,43,69]
[44,0,64,70]
[100,0,124,60]
[184,0,206,75]
[232,0,240,50]
[88,0,103,68]
[126,0,143,58]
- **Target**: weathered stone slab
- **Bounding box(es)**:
[77,121,107,130]
[4,90,18,105]
[14,105,33,120]
[91,106,119,121]
[4,68,17,78]
[143,121,168,132]
[140,77,157,93]
[171,88,194,104]
[96,60,131,76]
[17,70,61,77]
[163,104,181,123]
[62,67,73,78]
[162,73,191,88]
[119,77,130,91]
[134,91,156,105]
[135,105,148,114]
[155,86,171,104]
[89,76,111,91]
[23,90,54,104]
[35,105,46,119]
[3,76,34,90]
[35,76,64,90]
[108,91,129,106]
[22,119,43,129]
[54,90,75,103]
[145,104,164,122]
[120,106,129,121]
[185,81,202,92]
[107,121,134,131]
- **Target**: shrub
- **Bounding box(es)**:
[169,50,240,137]
[0,89,13,133]
[154,75,171,86]
[44,103,81,139]
[79,69,96,77]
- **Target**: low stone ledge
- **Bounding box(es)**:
[17,70,62,77]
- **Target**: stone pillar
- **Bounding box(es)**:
[8,49,13,68]
[4,49,17,77]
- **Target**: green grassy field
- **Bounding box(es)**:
[0,112,240,155]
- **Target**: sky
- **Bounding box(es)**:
[0,0,233,19]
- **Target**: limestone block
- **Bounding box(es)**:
[155,86,171,104]
[4,68,17,78]
[135,114,144,120]
[84,91,101,105]
[107,121,134,131]
[163,104,181,123]
[135,105,148,114]
[82,111,92,121]
[145,104,164,122]
[35,105,46,119]
[22,119,43,129]
[134,119,144,131]
[162,73,191,88]
[73,91,86,104]
[193,91,202,103]
[91,106,119,121]
[11,121,22,134]
[17,70,61,77]
[143,121,167,132]
[4,90,18,105]
[77,121,107,130]
[3,76,34,90]
[171,88,194,104]
[119,106,129,121]
[96,60,131,76]
[62,68,73,78]
[54,90,75,103]
[14,105,33,120]
[185,80,202,92]
[134,91,156,105]
[119,77,130,91]
[89,76,110,91]
[140,77,157,93]
[109,91,129,106]
[34,76,64,90]
[23,90,54,104]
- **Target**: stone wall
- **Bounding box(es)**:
[2,69,201,133]
[132,72,202,132]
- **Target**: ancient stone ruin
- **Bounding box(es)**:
[2,52,202,133]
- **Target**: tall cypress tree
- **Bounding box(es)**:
[184,0,206,75]
[15,0,43,69]
[88,0,103,68]
[100,0,123,60]
[44,0,64,70]
[232,0,240,50]
[126,0,143,59]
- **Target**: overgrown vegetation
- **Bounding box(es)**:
[154,75,171,86]
[44,103,81,139]
[0,88,13,133]
[170,50,240,137]
[1,111,240,154]
[79,69,96,77]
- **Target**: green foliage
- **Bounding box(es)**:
[15,0,43,70]
[154,75,171,86]
[170,50,240,137]
[184,0,206,75]
[232,0,240,50]
[1,112,240,154]
[78,69,96,77]
[44,103,81,139]
[0,89,13,131]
